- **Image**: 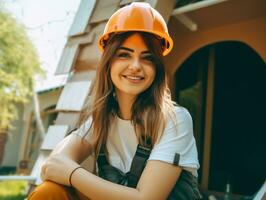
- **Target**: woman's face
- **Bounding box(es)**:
[110,33,156,99]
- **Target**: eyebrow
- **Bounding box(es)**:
[118,47,151,54]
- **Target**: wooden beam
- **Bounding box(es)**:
[30,150,50,185]
[22,112,33,160]
[68,0,97,36]
[41,125,69,150]
[172,0,228,15]
[56,81,92,111]
[201,46,215,189]
[0,175,36,182]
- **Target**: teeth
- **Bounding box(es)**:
[126,76,143,80]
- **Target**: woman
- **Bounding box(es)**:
[28,2,200,200]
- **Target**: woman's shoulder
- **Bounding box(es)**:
[172,105,192,124]
[162,105,193,136]
[72,116,93,138]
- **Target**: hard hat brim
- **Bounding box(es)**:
[98,29,173,56]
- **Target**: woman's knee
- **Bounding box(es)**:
[28,181,73,200]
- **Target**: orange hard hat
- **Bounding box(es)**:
[98,2,173,56]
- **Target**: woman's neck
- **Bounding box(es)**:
[115,91,136,120]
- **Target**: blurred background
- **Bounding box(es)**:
[0,0,265,199]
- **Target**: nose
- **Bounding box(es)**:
[128,58,141,71]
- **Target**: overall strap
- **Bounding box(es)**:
[96,139,152,188]
[128,144,151,187]
[97,146,108,168]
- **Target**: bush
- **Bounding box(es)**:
[0,181,27,200]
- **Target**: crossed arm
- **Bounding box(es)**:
[41,134,182,200]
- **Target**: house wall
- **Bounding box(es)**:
[38,88,63,112]
[1,104,24,167]
[2,88,62,169]
[165,16,266,87]
[164,9,266,190]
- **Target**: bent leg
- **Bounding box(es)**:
[28,181,77,200]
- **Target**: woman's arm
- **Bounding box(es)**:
[70,160,182,200]
[41,132,181,200]
[41,133,93,183]
[50,133,93,163]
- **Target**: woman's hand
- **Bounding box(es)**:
[41,154,80,186]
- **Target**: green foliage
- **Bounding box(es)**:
[0,181,27,200]
[0,9,43,131]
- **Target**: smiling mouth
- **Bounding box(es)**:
[122,75,145,83]
[122,75,144,80]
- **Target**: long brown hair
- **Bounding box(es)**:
[78,31,176,171]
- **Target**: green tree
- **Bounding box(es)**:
[0,8,43,132]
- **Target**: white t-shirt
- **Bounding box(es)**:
[74,106,199,177]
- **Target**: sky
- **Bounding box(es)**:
[2,0,81,91]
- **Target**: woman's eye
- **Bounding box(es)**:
[143,55,154,62]
[116,52,130,58]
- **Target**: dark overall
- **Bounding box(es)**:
[97,143,202,200]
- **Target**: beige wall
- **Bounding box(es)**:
[165,16,266,88]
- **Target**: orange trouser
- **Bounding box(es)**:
[28,181,89,200]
